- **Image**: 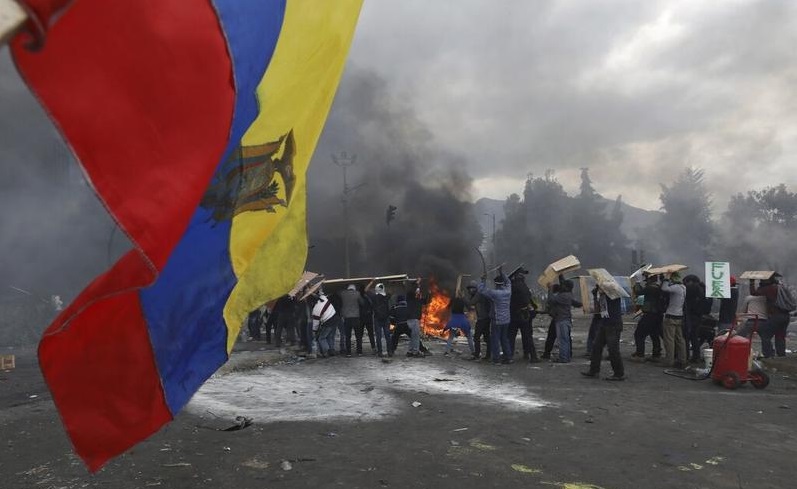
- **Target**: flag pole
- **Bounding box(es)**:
[0,0,26,46]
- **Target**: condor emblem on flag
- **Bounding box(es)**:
[10,0,362,471]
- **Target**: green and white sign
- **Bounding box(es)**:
[705,261,731,299]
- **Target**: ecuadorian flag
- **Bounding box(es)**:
[11,0,362,471]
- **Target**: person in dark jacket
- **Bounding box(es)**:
[585,285,601,357]
[366,282,393,357]
[246,305,265,341]
[358,285,376,354]
[442,296,475,356]
[717,275,739,334]
[478,274,513,364]
[547,277,583,363]
[390,295,422,357]
[466,281,492,361]
[631,273,663,360]
[272,295,296,348]
[582,288,625,381]
[508,269,539,362]
[683,275,706,362]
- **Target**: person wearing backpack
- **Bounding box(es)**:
[753,273,795,357]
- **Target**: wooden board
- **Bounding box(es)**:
[647,264,688,276]
[287,271,322,298]
[739,271,775,280]
[588,269,631,300]
[322,274,408,286]
[629,264,653,282]
[537,255,581,288]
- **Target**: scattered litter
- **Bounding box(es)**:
[452,427,468,432]
[162,462,191,468]
[433,378,455,382]
[360,386,375,393]
[223,447,231,452]
[561,419,575,427]
[145,482,162,487]
[28,395,38,399]
[159,448,172,452]
[705,456,724,466]
[292,390,298,394]
[511,464,542,474]
[689,463,703,470]
[243,386,253,393]
[584,418,594,424]
[379,479,389,486]
[223,416,253,431]
[521,437,531,442]
[411,401,422,408]
[779,405,790,410]
[280,460,293,471]
[241,458,270,470]
[469,440,496,451]
[756,410,764,414]
[450,440,460,446]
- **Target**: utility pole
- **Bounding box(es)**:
[332,152,362,278]
[483,212,496,265]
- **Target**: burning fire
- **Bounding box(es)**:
[421,279,451,338]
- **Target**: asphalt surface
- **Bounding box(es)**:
[2,318,797,489]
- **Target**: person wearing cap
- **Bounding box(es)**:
[366,281,393,357]
[478,273,513,364]
[466,280,492,361]
[631,273,663,360]
[508,268,540,363]
[661,272,688,368]
[582,285,625,380]
[338,284,366,356]
[546,276,583,363]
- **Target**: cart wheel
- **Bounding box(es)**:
[750,371,770,390]
[722,371,740,390]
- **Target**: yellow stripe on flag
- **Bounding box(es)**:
[223,0,363,352]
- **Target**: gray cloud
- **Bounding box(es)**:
[345,0,797,210]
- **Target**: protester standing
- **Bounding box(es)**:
[478,274,513,364]
[508,269,539,362]
[367,282,393,357]
[466,281,492,361]
[547,277,583,363]
[631,273,663,360]
[661,272,688,368]
[582,288,625,380]
[339,284,366,356]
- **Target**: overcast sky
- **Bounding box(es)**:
[341,0,797,211]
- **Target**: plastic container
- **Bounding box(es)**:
[702,348,714,369]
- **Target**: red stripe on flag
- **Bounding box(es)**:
[40,252,172,472]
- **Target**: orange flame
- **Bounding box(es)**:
[421,279,451,337]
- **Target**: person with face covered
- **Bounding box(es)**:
[366,282,393,357]
[339,283,366,356]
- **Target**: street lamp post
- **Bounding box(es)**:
[483,212,496,265]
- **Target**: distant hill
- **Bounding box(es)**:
[473,196,661,243]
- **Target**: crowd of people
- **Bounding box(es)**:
[244,269,795,381]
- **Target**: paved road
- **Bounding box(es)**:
[2,321,796,489]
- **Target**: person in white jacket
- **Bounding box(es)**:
[311,291,339,358]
